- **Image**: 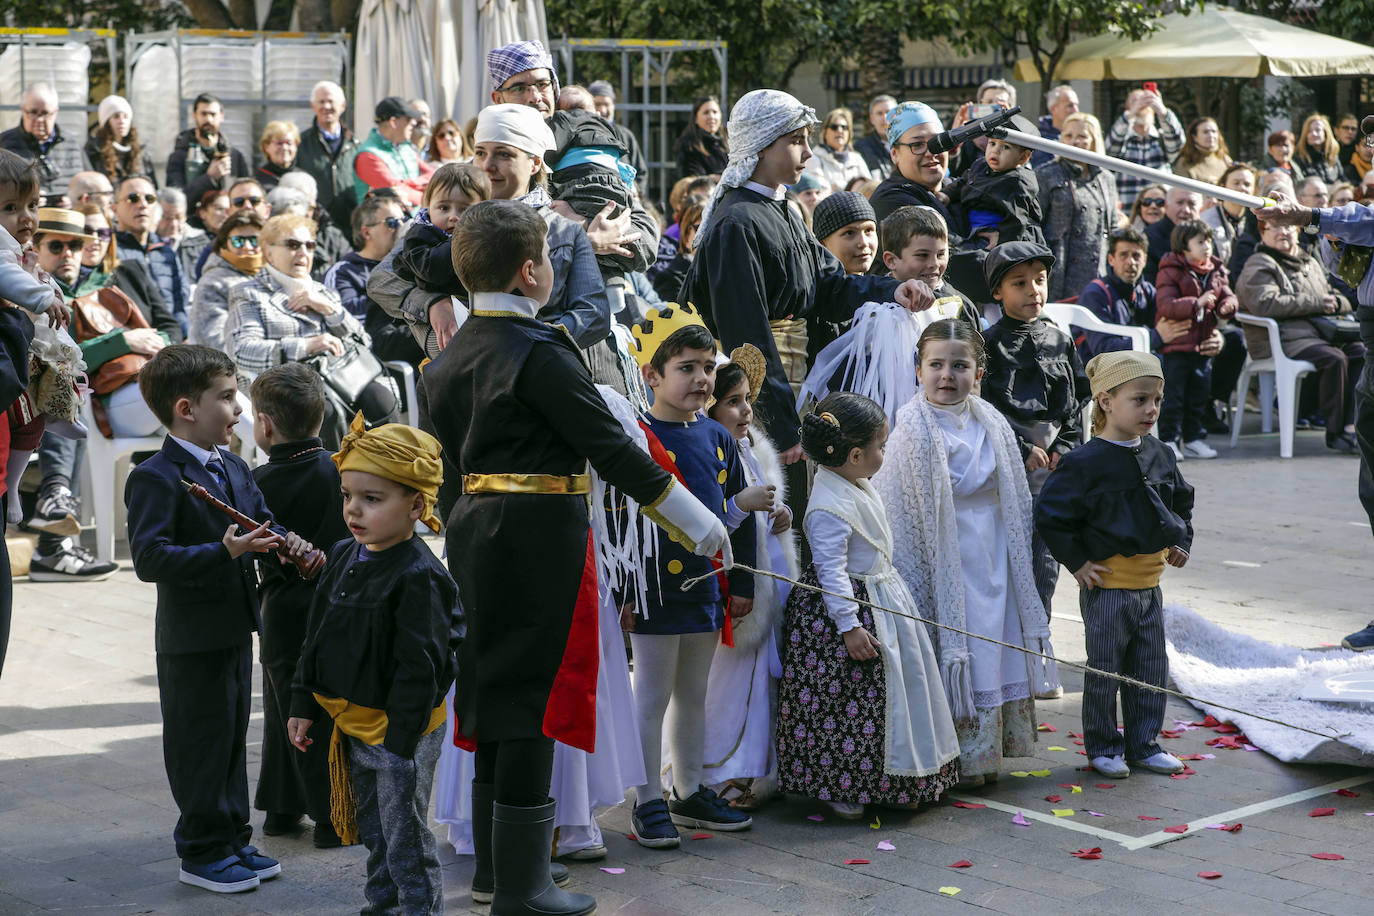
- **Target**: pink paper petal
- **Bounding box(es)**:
[1198,871,1222,879]
[1087,811,1105,817]
[1012,811,1030,827]
[806,814,825,822]
[1310,852,1345,861]
[876,840,895,851]
[949,860,973,868]
[600,867,626,875]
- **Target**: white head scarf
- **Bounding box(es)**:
[474,103,556,172]
[697,89,819,242]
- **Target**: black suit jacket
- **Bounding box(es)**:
[126,437,280,654]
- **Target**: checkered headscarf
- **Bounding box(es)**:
[696,89,818,244]
[487,40,561,100]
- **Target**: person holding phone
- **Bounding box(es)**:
[946,80,1017,180]
[1104,85,1184,209]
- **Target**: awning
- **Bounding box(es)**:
[826,64,1002,93]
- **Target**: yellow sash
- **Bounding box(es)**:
[1097,551,1167,590]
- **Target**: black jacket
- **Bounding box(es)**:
[1144,215,1176,286]
[394,211,458,293]
[652,253,692,303]
[982,315,1091,460]
[854,132,892,179]
[0,124,84,204]
[949,158,1046,246]
[676,129,728,179]
[165,128,251,207]
[253,438,349,608]
[84,133,157,186]
[291,535,463,757]
[1036,436,1195,573]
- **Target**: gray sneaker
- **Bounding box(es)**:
[29,538,118,582]
[25,484,81,536]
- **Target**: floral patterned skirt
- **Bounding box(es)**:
[775,566,960,806]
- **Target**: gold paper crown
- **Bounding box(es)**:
[630,302,709,368]
[728,344,767,403]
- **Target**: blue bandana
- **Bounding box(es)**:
[886,101,943,151]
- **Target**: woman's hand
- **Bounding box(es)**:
[843,625,880,661]
[305,333,345,357]
[287,289,338,316]
[125,328,166,356]
[554,201,641,258]
[736,484,775,513]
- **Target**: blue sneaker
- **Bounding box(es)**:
[1342,622,1374,651]
[631,798,680,849]
[178,854,260,893]
[669,785,753,831]
[236,845,281,880]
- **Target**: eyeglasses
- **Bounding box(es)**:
[45,239,83,255]
[891,139,930,156]
[828,123,851,132]
[269,139,297,148]
[1139,196,1167,208]
[436,131,459,140]
[367,217,403,230]
[272,238,317,252]
[87,227,113,242]
[232,196,264,208]
[125,192,158,205]
[228,235,261,249]
[22,108,56,120]
[81,191,113,204]
[499,79,553,97]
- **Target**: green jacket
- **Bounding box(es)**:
[298,121,360,229]
[352,127,421,205]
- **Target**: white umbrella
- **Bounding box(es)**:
[456,0,549,123]
[353,0,438,135]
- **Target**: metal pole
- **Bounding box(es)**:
[998,127,1273,209]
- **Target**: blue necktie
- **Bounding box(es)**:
[206,456,229,494]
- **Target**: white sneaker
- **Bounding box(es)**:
[1181,439,1218,459]
[1166,440,1185,461]
[1091,755,1130,778]
[827,800,866,820]
[1130,751,1185,774]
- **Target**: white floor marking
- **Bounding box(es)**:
[947,795,1136,845]
[1221,560,1262,568]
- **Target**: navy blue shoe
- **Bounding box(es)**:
[178,855,260,893]
[669,785,753,831]
[236,845,281,880]
[1342,622,1374,651]
[631,798,680,849]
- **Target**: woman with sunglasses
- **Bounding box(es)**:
[188,211,264,350]
[1127,183,1168,232]
[226,213,398,430]
[426,118,471,165]
[76,202,183,342]
[802,108,870,193]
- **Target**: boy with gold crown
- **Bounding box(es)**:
[423,200,728,916]
[624,301,762,849]
[287,414,463,915]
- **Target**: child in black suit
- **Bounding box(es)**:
[248,364,351,848]
[126,344,311,894]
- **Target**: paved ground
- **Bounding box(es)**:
[1,420,1372,915]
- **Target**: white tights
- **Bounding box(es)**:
[630,631,717,805]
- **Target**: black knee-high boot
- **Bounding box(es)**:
[473,783,569,904]
[491,800,594,916]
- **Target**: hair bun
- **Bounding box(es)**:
[801,408,848,465]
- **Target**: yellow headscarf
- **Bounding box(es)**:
[332,412,444,532]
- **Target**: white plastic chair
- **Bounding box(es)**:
[1229,313,1317,459]
[1042,303,1152,353]
[78,396,165,563]
[385,361,419,428]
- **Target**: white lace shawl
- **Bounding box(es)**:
[729,423,799,653]
[871,394,1050,719]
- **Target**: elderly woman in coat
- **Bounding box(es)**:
[1035,112,1119,301]
[1236,220,1364,453]
[189,210,263,350]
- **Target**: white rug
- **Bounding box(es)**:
[1163,605,1374,767]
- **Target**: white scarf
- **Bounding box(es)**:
[728,424,798,653]
[264,263,319,298]
[872,394,1049,719]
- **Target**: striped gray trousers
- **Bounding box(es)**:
[1078,586,1168,761]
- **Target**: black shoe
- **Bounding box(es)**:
[1203,403,1230,435]
[262,813,303,836]
[471,783,568,903]
[312,822,342,848]
[491,800,595,916]
[1342,622,1374,651]
[1327,433,1359,454]
[28,538,118,582]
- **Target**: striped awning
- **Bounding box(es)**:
[825,64,1002,92]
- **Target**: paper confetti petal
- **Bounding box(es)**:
[600,867,626,875]
[1163,824,1189,833]
[807,814,825,822]
[691,833,713,840]
[1070,847,1103,859]
[625,834,637,841]
[1070,785,1083,794]
[1198,871,1222,879]
[843,858,870,865]
[1138,815,1160,821]
[1310,807,1336,817]
[1045,794,1063,803]
[1223,823,1242,833]
[1010,771,1032,778]
[1047,746,1068,751]
[877,840,895,851]
[1029,769,1052,777]
[1037,722,1058,732]
[949,860,973,868]
[1052,809,1076,817]
[1012,811,1029,827]
[938,887,961,896]
[1310,852,1345,861]
[1334,789,1361,798]
[869,817,882,829]
[952,802,987,809]
[1094,783,1118,789]
[1087,811,1105,817]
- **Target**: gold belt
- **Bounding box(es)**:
[462,473,591,495]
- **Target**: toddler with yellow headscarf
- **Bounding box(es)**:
[287,413,464,915]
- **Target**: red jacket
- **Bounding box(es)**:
[1154,252,1237,354]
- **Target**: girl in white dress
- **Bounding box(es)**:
[873,319,1049,786]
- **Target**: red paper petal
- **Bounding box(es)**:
[1213,723,1240,734]
[1201,715,1221,727]
[691,832,713,840]
[1310,807,1336,817]
[1310,852,1345,860]
[1037,722,1058,732]
[949,860,973,868]
[625,833,637,841]
[844,858,871,865]
[1068,731,1084,738]
[1045,794,1063,803]
[1198,871,1223,879]
[1057,783,1080,789]
[1070,847,1103,859]
[1094,783,1117,789]
[1163,824,1189,833]
[1159,730,1184,739]
[1171,773,1192,780]
[1223,823,1242,833]
[952,802,987,809]
[1138,815,1161,820]
[1335,789,1361,798]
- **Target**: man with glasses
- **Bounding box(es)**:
[166,93,251,207]
[0,83,84,207]
[67,171,115,211]
[326,196,422,367]
[297,81,359,230]
[115,175,190,335]
[352,97,433,209]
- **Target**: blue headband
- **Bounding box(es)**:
[886,101,943,150]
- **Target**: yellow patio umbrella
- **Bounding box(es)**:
[1014,7,1374,81]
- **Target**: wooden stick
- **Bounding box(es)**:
[181,479,327,580]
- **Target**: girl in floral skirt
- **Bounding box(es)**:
[775,392,960,819]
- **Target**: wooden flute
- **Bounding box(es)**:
[180,479,327,580]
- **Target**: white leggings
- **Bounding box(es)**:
[630,631,718,805]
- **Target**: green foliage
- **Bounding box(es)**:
[0,0,190,31]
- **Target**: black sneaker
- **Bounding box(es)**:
[24,483,80,536]
[1342,622,1374,651]
[1327,433,1359,455]
[668,784,753,831]
[28,538,118,582]
[631,798,680,849]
